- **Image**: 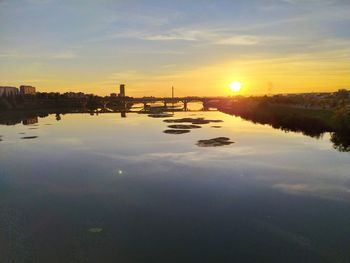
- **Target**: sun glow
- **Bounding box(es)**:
[229,81,241,93]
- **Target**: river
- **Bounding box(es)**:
[0,109,349,263]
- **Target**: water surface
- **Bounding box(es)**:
[1,111,350,263]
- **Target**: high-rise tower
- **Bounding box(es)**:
[119,84,125,97]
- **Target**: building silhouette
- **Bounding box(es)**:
[119,84,125,97]
[20,85,36,95]
[0,86,19,96]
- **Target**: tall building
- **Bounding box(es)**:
[119,84,125,97]
[0,86,19,96]
[20,85,36,95]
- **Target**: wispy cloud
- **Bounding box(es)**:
[25,0,53,3]
[93,26,287,48]
[281,0,337,5]
[142,33,197,41]
[215,35,261,46]
[0,50,77,60]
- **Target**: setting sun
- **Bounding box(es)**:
[229,81,241,93]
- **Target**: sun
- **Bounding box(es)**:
[229,81,241,93]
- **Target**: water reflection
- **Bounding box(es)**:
[20,136,38,140]
[196,137,234,147]
[0,111,350,262]
[1,109,350,152]
[218,109,350,152]
[55,113,61,121]
[167,124,202,129]
[163,129,191,134]
[22,116,38,125]
[331,131,350,152]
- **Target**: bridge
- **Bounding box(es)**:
[104,96,228,111]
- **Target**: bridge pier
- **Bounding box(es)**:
[110,96,223,112]
[202,101,209,111]
[103,101,108,109]
[183,101,188,111]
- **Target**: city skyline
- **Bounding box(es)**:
[1,0,350,97]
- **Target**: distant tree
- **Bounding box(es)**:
[333,106,350,131]
[86,95,100,109]
[336,89,349,99]
[0,96,12,110]
[331,131,350,152]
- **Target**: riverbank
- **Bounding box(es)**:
[213,99,336,138]
[212,98,349,151]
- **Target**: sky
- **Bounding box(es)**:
[0,0,350,97]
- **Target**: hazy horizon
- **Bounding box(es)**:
[1,0,350,96]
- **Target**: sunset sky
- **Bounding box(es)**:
[1,0,349,97]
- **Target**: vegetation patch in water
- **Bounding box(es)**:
[21,136,38,140]
[164,118,223,125]
[168,124,201,129]
[163,129,191,135]
[196,137,234,147]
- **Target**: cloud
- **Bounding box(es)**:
[216,35,292,46]
[0,52,18,58]
[215,35,261,46]
[0,50,77,60]
[142,34,196,41]
[140,28,211,42]
[25,0,54,3]
[281,0,336,5]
